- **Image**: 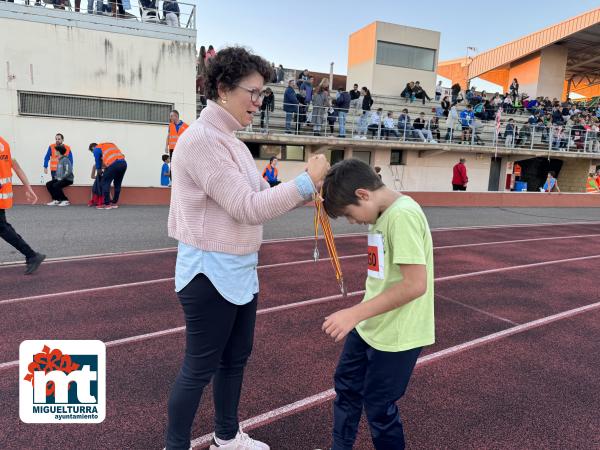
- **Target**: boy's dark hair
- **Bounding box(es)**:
[171,109,179,117]
[88,143,97,152]
[162,154,169,162]
[549,171,556,177]
[269,156,277,163]
[204,47,272,101]
[55,145,67,155]
[322,159,384,218]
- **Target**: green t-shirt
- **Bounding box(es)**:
[356,195,435,352]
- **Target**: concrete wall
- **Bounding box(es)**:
[0,12,196,187]
[537,46,569,99]
[348,21,440,98]
[558,158,594,192]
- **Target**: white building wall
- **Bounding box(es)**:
[0,10,196,187]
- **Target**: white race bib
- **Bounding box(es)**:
[367,233,385,279]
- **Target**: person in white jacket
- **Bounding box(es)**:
[444,105,459,142]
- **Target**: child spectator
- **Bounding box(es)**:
[262,157,280,187]
[383,111,399,139]
[505,119,515,147]
[368,108,383,139]
[161,155,171,187]
[542,171,560,193]
[88,165,104,207]
[327,100,338,135]
[45,145,73,206]
[321,159,434,450]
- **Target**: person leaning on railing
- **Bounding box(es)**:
[162,0,180,27]
[283,79,299,133]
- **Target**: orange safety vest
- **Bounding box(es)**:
[49,143,71,171]
[513,163,522,177]
[0,136,14,209]
[98,142,125,168]
[168,121,189,151]
[586,176,599,193]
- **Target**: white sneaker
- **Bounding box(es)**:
[430,140,438,144]
[46,200,59,206]
[209,428,269,450]
[58,200,70,206]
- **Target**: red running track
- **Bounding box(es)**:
[0,223,599,449]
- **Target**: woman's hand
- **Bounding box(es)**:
[306,154,329,190]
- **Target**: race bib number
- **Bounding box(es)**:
[367,233,385,279]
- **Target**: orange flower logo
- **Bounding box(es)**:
[23,345,80,396]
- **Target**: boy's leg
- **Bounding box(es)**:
[332,329,369,450]
[45,180,56,200]
[101,165,116,205]
[363,346,422,450]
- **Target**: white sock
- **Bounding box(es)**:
[214,435,235,446]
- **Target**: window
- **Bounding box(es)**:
[18,91,173,124]
[376,41,436,72]
[282,145,305,161]
[353,151,371,165]
[250,144,305,161]
[390,149,405,165]
[330,149,344,165]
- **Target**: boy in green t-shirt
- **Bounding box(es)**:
[322,159,435,450]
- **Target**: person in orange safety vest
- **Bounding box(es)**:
[166,110,189,159]
[43,133,72,180]
[0,136,46,274]
[88,142,127,210]
[586,173,600,193]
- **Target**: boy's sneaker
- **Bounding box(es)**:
[209,429,269,450]
[25,253,46,275]
[96,205,111,210]
[109,204,119,209]
[46,200,59,206]
[58,201,70,206]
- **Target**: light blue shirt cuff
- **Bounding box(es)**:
[294,171,317,201]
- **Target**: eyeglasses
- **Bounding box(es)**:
[236,85,263,103]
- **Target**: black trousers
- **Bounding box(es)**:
[0,209,36,260]
[165,274,258,450]
[46,179,73,201]
[452,184,467,191]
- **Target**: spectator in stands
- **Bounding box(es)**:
[435,81,443,101]
[301,76,314,107]
[441,95,450,117]
[368,108,383,139]
[552,105,564,125]
[205,45,216,63]
[542,171,560,192]
[397,108,413,140]
[283,79,299,133]
[260,88,274,131]
[162,0,180,27]
[297,69,310,88]
[504,118,516,148]
[445,105,459,142]
[45,145,73,206]
[413,112,436,143]
[336,87,351,138]
[327,100,338,135]
[510,78,519,103]
[312,78,330,136]
[430,116,441,141]
[460,104,475,144]
[197,46,207,91]
[355,111,368,139]
[276,64,285,84]
[401,82,415,102]
[262,157,280,187]
[412,81,431,105]
[361,87,373,114]
[503,94,514,114]
[452,158,468,191]
[451,83,462,105]
[349,84,361,113]
[382,111,399,140]
[466,87,476,105]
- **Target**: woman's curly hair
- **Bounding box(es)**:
[204,47,273,101]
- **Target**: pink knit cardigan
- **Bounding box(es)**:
[168,100,306,255]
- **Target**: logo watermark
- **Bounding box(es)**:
[19,340,106,423]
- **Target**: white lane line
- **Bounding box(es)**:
[436,293,518,325]
[0,292,364,371]
[5,231,600,306]
[2,220,598,266]
[189,298,600,448]
[3,253,599,370]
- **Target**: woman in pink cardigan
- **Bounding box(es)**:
[165,47,329,450]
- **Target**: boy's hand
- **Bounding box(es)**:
[322,307,361,342]
[25,187,38,204]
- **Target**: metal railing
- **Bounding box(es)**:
[2,0,196,29]
[239,102,600,155]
